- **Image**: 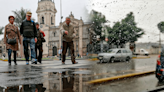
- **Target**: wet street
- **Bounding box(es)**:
[0,55,162,92]
[89,74,164,92]
[0,60,92,92]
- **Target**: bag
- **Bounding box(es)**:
[41,37,46,42]
[7,37,17,44]
[7,29,17,44]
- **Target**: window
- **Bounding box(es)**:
[123,50,127,53]
[51,17,54,25]
[117,50,121,53]
[54,32,56,37]
[42,17,44,24]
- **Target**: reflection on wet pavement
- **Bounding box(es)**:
[0,60,92,92]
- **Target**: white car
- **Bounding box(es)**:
[97,48,133,63]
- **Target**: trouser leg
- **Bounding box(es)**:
[13,51,16,63]
[8,49,12,64]
[62,41,68,62]
[30,38,36,63]
[23,38,29,61]
[68,41,76,63]
[38,46,43,63]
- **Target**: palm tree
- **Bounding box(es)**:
[12,7,35,28]
[0,27,4,34]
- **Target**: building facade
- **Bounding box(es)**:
[37,0,91,57]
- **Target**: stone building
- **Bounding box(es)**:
[36,0,91,57]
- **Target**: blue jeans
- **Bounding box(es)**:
[23,37,36,62]
[8,49,16,64]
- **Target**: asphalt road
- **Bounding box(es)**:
[0,55,159,92]
[90,55,157,80]
[89,74,164,92]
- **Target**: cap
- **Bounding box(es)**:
[26,11,32,16]
[35,22,39,25]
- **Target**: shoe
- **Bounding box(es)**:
[62,62,65,65]
[26,62,29,65]
[72,62,78,64]
[14,63,17,65]
[8,63,11,66]
[32,61,37,64]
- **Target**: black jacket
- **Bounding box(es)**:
[36,28,43,46]
[20,19,37,38]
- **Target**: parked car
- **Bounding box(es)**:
[97,48,132,63]
[133,49,149,56]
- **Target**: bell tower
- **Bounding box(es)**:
[36,0,57,56]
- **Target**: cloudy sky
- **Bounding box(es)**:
[0,0,88,39]
[86,0,164,43]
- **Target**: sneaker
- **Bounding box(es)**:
[26,62,29,65]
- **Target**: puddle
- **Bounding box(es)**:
[0,65,92,92]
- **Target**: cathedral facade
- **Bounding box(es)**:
[36,0,91,57]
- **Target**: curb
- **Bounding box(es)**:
[88,56,151,61]
[88,70,155,84]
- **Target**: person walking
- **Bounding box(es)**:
[20,11,37,65]
[4,15,21,65]
[60,17,78,64]
[58,48,62,60]
[35,22,45,64]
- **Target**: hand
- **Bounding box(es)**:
[105,38,108,42]
[35,38,37,43]
[65,31,68,35]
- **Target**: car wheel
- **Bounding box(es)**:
[110,57,115,63]
[126,57,130,62]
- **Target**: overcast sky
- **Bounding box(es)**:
[86,0,164,43]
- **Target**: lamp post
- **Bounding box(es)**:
[101,23,108,53]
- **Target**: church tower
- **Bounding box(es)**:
[36,0,57,56]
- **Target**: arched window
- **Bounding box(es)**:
[42,17,44,24]
[51,17,53,25]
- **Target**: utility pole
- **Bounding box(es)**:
[60,0,63,48]
[159,31,161,54]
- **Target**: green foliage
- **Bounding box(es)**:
[157,21,164,33]
[0,27,4,34]
[90,10,107,42]
[12,8,35,28]
[107,12,144,47]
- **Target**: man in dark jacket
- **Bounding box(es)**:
[20,11,37,65]
[35,22,45,64]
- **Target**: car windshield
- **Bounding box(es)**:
[108,49,117,53]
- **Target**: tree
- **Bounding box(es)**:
[107,12,144,48]
[12,8,35,28]
[157,21,164,33]
[90,10,107,43]
[0,27,4,34]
